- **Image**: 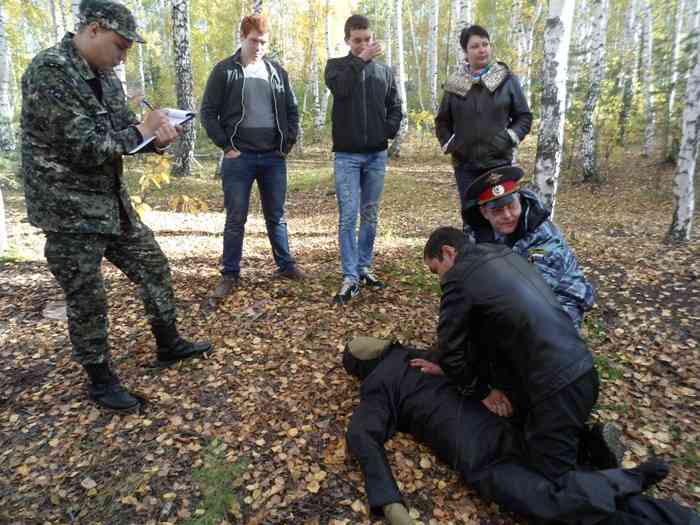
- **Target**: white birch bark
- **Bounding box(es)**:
[171,0,196,177]
[617,0,640,145]
[524,0,544,106]
[567,0,590,111]
[385,2,393,68]
[668,0,686,119]
[667,3,699,242]
[428,0,439,112]
[132,0,147,103]
[581,0,608,182]
[311,44,323,130]
[0,2,15,153]
[512,0,526,74]
[59,0,68,35]
[641,0,655,157]
[533,0,575,215]
[319,0,331,125]
[388,0,408,158]
[49,0,60,43]
[71,0,80,31]
[408,3,425,111]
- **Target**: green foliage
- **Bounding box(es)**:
[186,439,247,525]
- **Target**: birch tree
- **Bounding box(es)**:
[49,0,61,42]
[0,185,7,256]
[581,0,608,182]
[665,0,686,157]
[407,2,425,111]
[533,0,575,214]
[319,0,331,125]
[523,0,544,106]
[667,0,699,242]
[428,0,439,112]
[0,2,15,153]
[617,0,640,145]
[641,0,655,157]
[71,0,80,30]
[171,0,196,177]
[388,0,408,158]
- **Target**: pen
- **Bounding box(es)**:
[141,98,155,111]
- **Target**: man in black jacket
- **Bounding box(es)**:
[324,14,403,305]
[200,14,303,299]
[415,227,598,483]
[344,337,695,525]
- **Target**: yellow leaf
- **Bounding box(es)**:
[17,465,31,476]
[351,499,365,513]
[288,428,299,438]
[162,492,177,501]
[419,457,431,469]
[307,480,320,493]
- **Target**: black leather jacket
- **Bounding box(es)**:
[435,62,532,170]
[325,53,403,153]
[436,243,593,408]
[200,50,299,155]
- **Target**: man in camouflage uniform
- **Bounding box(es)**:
[464,165,595,329]
[21,0,212,411]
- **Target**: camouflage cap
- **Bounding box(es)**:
[79,0,145,43]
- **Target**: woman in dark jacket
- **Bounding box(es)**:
[435,25,532,231]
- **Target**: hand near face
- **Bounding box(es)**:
[409,358,444,375]
[359,41,383,62]
[482,389,513,417]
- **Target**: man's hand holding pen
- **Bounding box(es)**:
[136,99,183,149]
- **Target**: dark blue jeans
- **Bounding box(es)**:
[221,151,295,276]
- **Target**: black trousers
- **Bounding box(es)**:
[523,369,600,482]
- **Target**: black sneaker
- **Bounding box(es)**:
[333,279,360,305]
[359,271,386,289]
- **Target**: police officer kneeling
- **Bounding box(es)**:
[21,0,212,411]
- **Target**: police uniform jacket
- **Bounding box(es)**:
[436,243,594,408]
[466,189,596,329]
[200,49,299,155]
[21,33,151,235]
[435,62,532,170]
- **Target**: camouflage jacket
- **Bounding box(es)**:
[467,189,596,329]
[21,33,146,234]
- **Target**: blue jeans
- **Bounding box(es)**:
[221,151,295,276]
[334,150,387,282]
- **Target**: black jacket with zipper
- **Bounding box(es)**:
[435,62,532,170]
[325,53,403,153]
[436,243,593,409]
[200,50,299,155]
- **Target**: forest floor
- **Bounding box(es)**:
[0,147,698,524]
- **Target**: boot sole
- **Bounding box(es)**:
[87,392,146,413]
[149,346,213,369]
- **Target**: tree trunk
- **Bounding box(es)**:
[428,0,439,112]
[319,0,331,125]
[71,0,80,31]
[641,0,655,157]
[171,0,196,177]
[59,0,68,35]
[131,0,147,112]
[665,0,686,157]
[311,44,323,130]
[388,0,408,158]
[533,0,575,216]
[0,187,7,256]
[667,1,699,242]
[0,2,15,153]
[385,2,393,68]
[617,0,640,145]
[49,0,60,43]
[454,0,472,70]
[524,0,544,107]
[407,2,425,111]
[581,0,608,182]
[567,0,590,111]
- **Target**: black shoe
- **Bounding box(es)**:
[333,279,360,305]
[152,321,213,366]
[582,422,624,469]
[359,271,386,289]
[211,274,240,298]
[84,363,142,411]
[628,460,670,490]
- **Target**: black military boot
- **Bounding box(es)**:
[151,321,213,366]
[84,362,142,411]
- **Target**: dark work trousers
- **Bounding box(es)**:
[453,163,482,233]
[523,369,600,483]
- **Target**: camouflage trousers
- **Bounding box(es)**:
[44,224,177,365]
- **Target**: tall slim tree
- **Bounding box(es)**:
[428,0,439,112]
[0,1,15,153]
[388,0,408,158]
[641,0,655,157]
[667,0,700,242]
[71,0,80,30]
[132,0,147,107]
[49,0,61,43]
[524,0,544,106]
[171,0,196,177]
[581,0,608,182]
[665,0,686,157]
[617,0,640,145]
[533,0,575,215]
[407,2,425,111]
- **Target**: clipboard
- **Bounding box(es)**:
[129,108,196,154]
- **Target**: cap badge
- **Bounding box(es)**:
[492,184,505,197]
[486,173,502,185]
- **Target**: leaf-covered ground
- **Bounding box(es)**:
[1,151,698,524]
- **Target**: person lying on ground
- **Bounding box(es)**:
[343,337,698,525]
